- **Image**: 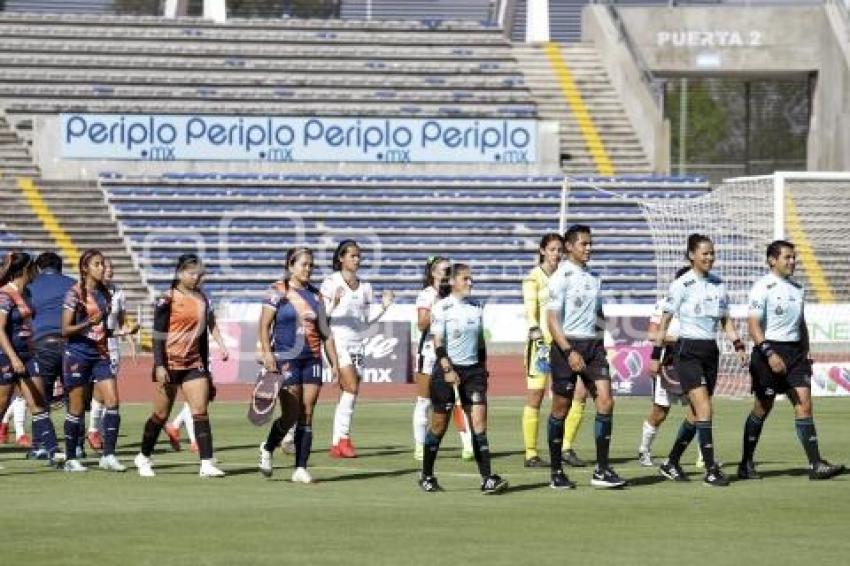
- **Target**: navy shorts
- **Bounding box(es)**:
[672,339,719,395]
[63,350,114,389]
[549,338,610,398]
[278,357,323,387]
[750,341,811,399]
[155,367,209,385]
[0,352,30,385]
[430,363,488,412]
[29,337,64,381]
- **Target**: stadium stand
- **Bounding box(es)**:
[341,0,497,22]
[99,173,711,304]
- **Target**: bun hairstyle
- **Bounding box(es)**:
[537,233,564,264]
[170,253,202,290]
[0,251,33,286]
[78,249,111,308]
[684,233,713,264]
[332,239,360,272]
[422,255,449,289]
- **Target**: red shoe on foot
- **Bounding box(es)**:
[15,434,31,448]
[0,423,9,444]
[189,441,198,453]
[164,424,182,452]
[87,430,103,451]
[338,438,357,458]
[329,444,343,459]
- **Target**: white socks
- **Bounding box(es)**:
[11,396,26,438]
[89,399,105,433]
[413,396,431,445]
[332,391,357,445]
[172,403,195,443]
[640,420,657,453]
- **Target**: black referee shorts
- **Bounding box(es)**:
[549,338,610,398]
[749,341,811,400]
[430,363,488,413]
[673,339,719,396]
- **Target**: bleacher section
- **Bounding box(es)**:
[341,0,496,23]
[100,174,711,304]
[0,13,534,125]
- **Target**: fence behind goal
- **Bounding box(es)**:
[638,172,850,396]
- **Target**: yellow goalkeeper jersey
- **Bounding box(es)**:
[521,265,554,343]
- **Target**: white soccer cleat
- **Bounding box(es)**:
[291,467,313,484]
[63,459,87,473]
[199,459,225,478]
[638,451,655,467]
[134,453,155,477]
[281,426,296,455]
[259,442,273,478]
[99,454,127,472]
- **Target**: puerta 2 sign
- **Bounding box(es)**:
[61,114,537,164]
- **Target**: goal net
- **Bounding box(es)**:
[638,172,850,396]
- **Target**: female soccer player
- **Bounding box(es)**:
[257,247,340,483]
[521,233,588,468]
[1,252,57,459]
[1,393,29,447]
[412,255,473,461]
[134,253,228,478]
[62,249,124,472]
[738,240,843,481]
[87,258,138,450]
[322,240,393,458]
[651,234,747,487]
[418,263,508,494]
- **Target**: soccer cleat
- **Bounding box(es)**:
[199,460,225,478]
[809,460,845,481]
[524,455,549,468]
[0,423,8,444]
[291,467,313,484]
[258,442,274,478]
[414,443,424,461]
[659,461,689,482]
[63,459,87,473]
[15,434,31,448]
[99,454,127,473]
[281,427,296,455]
[562,449,587,467]
[737,461,761,480]
[591,466,627,489]
[134,453,155,477]
[418,474,443,493]
[189,441,199,454]
[164,424,182,452]
[550,469,576,490]
[86,430,104,451]
[338,437,357,458]
[26,447,49,460]
[481,474,509,495]
[329,444,343,458]
[638,451,655,467]
[703,464,730,487]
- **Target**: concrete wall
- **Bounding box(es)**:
[582,5,670,174]
[812,3,850,170]
[33,116,563,180]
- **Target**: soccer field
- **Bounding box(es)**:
[2,397,849,566]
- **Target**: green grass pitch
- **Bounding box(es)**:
[2,397,849,565]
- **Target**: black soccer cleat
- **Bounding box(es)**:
[703,464,730,487]
[480,474,509,495]
[591,466,627,489]
[737,461,761,480]
[809,460,845,481]
[550,469,576,490]
[659,460,689,482]
[418,474,443,493]
[562,449,587,468]
[524,456,549,468]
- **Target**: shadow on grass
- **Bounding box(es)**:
[319,467,419,483]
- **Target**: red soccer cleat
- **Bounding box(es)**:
[337,437,357,458]
[164,424,182,452]
[329,444,343,459]
[87,430,103,451]
[15,434,32,448]
[0,423,9,444]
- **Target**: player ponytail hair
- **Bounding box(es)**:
[422,255,449,289]
[766,240,794,263]
[0,251,33,286]
[78,249,111,311]
[537,233,563,264]
[332,239,359,272]
[170,253,202,290]
[684,233,712,264]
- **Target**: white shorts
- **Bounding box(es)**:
[652,370,685,408]
[108,337,120,375]
[334,335,365,370]
[416,341,436,376]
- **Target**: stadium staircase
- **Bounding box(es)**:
[0,112,150,311]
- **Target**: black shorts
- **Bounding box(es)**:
[673,339,719,395]
[430,363,488,412]
[30,337,64,381]
[549,338,610,398]
[749,341,811,399]
[155,367,209,385]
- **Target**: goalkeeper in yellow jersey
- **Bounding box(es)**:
[520,233,587,468]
